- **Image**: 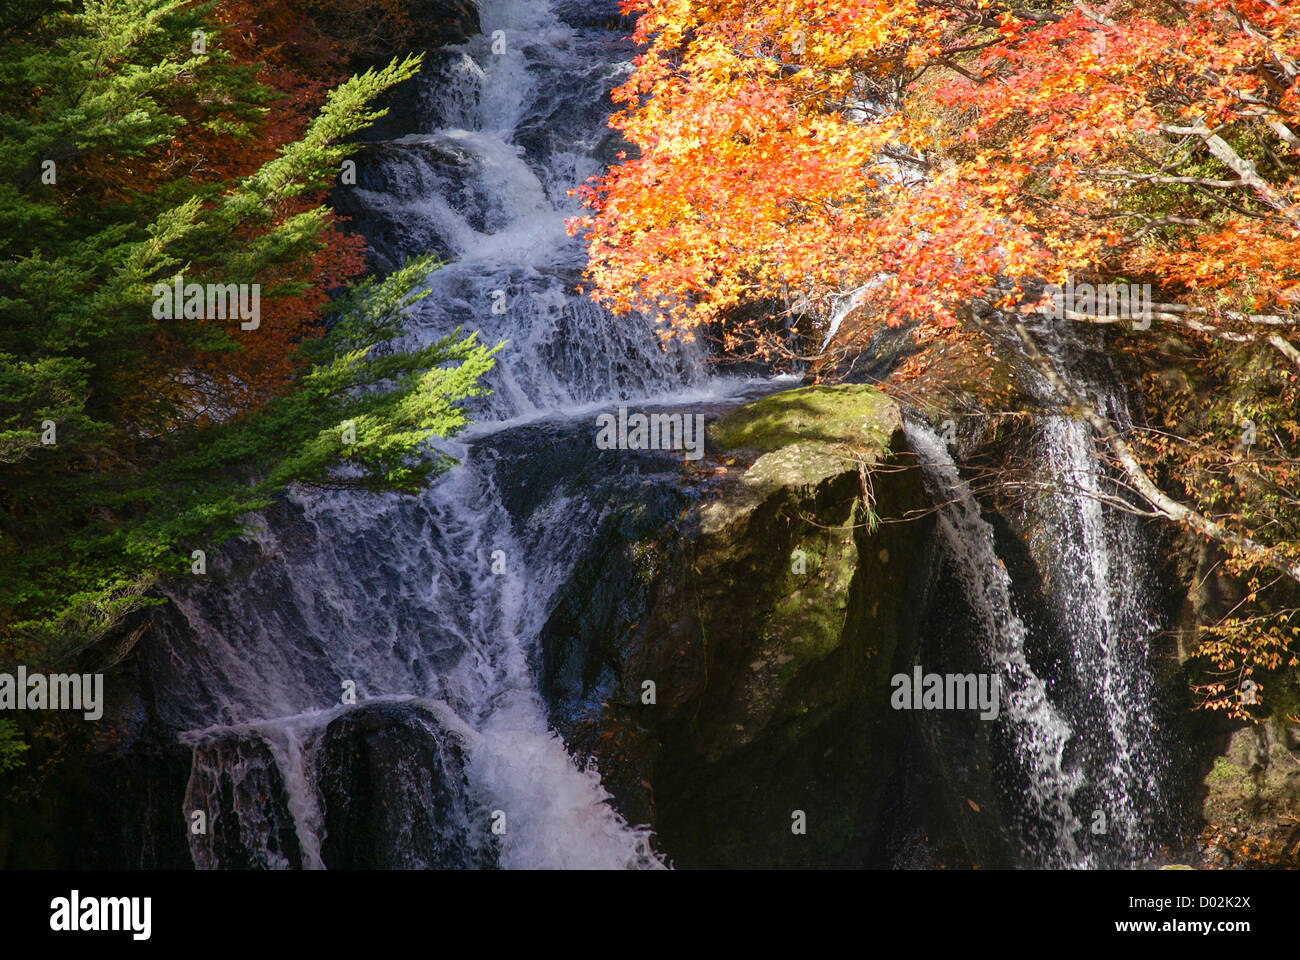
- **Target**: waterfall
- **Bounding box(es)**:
[904,325,1173,866]
[156,0,752,870]
[1026,324,1174,865]
[115,0,1179,872]
[906,420,1087,867]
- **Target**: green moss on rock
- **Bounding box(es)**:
[709,383,900,460]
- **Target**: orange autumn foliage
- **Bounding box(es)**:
[573,0,1300,357]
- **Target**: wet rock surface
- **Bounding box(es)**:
[319,703,496,869]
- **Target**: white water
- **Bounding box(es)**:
[1027,331,1168,863]
[906,421,1087,866]
[904,325,1170,867]
[167,0,746,870]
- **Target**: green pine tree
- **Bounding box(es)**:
[0,1,500,769]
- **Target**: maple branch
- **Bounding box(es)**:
[1072,2,1115,28]
[1221,1,1300,79]
[1026,293,1299,327]
[1267,333,1300,369]
[1262,117,1300,154]
[1115,212,1206,241]
[1150,303,1299,327]
[880,147,931,169]
[1050,307,1300,370]
[1158,120,1300,229]
[1088,169,1248,190]
[933,56,995,86]
[1196,65,1300,153]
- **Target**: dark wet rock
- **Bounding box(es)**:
[0,640,195,869]
[319,703,496,869]
[0,728,192,870]
[316,0,480,69]
[187,734,304,870]
[552,0,639,31]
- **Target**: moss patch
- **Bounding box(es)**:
[1205,755,1245,786]
[709,384,900,459]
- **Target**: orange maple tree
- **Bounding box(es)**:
[576,0,1300,339]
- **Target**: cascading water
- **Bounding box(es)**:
[906,420,1087,867]
[1025,324,1174,866]
[151,0,753,870]
[903,322,1175,868]
[83,0,1184,873]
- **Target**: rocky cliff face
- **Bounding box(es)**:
[542,385,932,867]
[312,0,481,68]
[542,363,1300,869]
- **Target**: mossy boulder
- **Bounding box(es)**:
[707,382,899,457]
[541,384,931,867]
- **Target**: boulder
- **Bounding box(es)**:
[543,384,932,866]
[319,702,496,869]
